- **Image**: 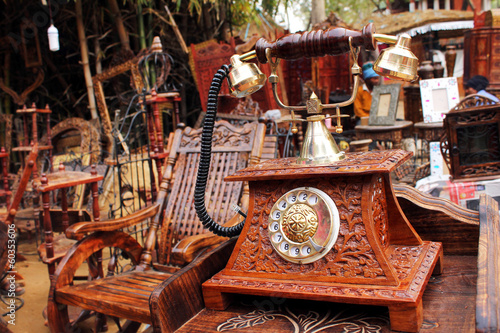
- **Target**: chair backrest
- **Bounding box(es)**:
[0,113,13,158]
[150,120,265,266]
[188,39,280,114]
[4,144,38,225]
[440,96,500,181]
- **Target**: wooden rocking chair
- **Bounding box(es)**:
[47,119,266,332]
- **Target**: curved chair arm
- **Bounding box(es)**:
[51,231,143,290]
[48,231,143,332]
[150,238,236,333]
[170,213,242,265]
[66,203,160,239]
[394,184,479,224]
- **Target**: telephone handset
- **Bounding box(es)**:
[195,22,418,239]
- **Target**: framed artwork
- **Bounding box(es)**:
[368,84,401,126]
[420,78,460,123]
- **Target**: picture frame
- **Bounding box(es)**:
[20,20,42,68]
[368,83,401,126]
[419,77,460,123]
[92,58,143,153]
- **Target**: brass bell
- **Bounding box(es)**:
[297,115,345,165]
[228,55,267,98]
[373,33,419,82]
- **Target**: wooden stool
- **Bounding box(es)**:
[12,104,53,178]
[349,139,372,152]
[355,120,413,149]
[414,121,444,142]
[35,164,103,276]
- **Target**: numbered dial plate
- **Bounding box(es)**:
[268,187,340,264]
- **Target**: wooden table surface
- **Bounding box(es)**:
[176,255,476,332]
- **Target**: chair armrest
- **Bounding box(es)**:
[150,238,236,333]
[170,214,241,266]
[170,233,227,266]
[394,184,479,224]
[66,203,160,239]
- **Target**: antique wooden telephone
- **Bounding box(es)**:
[195,23,442,332]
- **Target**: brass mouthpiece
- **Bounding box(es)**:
[373,34,419,82]
[228,55,266,98]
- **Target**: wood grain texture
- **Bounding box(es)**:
[4,144,38,226]
[150,239,236,332]
[476,194,500,332]
[65,203,160,239]
[57,270,171,324]
[176,256,478,332]
[395,184,480,255]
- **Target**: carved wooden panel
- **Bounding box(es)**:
[203,150,442,332]
[178,121,256,153]
[464,28,500,94]
[230,177,393,284]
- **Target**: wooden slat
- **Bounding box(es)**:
[211,152,229,223]
[476,194,500,332]
[56,270,171,324]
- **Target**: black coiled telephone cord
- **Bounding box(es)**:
[194,64,245,237]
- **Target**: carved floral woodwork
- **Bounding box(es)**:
[203,150,442,332]
[231,178,391,283]
[216,303,390,333]
[179,121,255,152]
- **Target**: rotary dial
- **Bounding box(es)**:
[268,187,340,264]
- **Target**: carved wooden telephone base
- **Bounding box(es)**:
[203,150,443,332]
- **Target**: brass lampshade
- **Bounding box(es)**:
[228,55,267,98]
[373,33,418,82]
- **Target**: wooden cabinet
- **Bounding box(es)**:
[464,27,500,96]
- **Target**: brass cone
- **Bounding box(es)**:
[373,34,419,82]
[297,115,345,165]
[228,55,267,98]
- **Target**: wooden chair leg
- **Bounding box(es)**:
[47,298,70,333]
[94,312,108,333]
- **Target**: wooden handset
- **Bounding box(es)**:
[197,24,434,333]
